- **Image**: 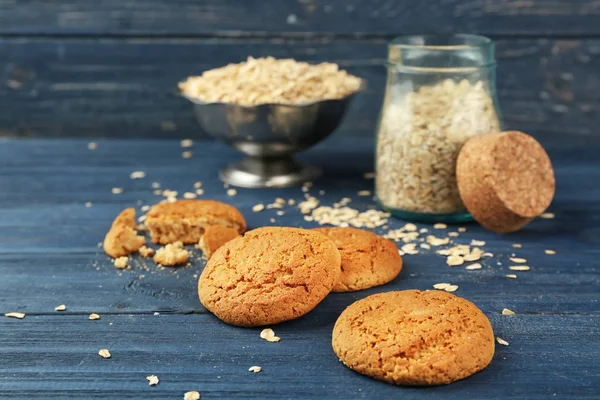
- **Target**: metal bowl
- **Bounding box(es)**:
[181,90,360,188]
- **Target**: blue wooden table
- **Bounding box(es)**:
[0,135,598,399]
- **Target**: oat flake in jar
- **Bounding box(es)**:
[376,34,502,223]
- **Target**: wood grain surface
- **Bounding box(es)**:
[0,137,599,398]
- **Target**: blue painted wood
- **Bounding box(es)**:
[0,0,598,36]
[0,38,598,141]
[0,137,599,398]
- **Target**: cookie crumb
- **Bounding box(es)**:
[152,182,161,189]
[154,242,188,266]
[288,199,296,206]
[458,227,467,232]
[114,256,129,269]
[193,182,202,189]
[363,172,375,179]
[471,240,486,246]
[89,313,101,320]
[248,366,262,373]
[227,188,237,197]
[154,312,160,316]
[448,231,459,237]
[184,391,200,400]
[509,257,527,263]
[138,246,155,258]
[501,308,515,315]
[85,202,93,208]
[130,171,146,179]
[180,139,193,148]
[357,190,371,196]
[4,312,25,319]
[252,204,265,212]
[55,304,66,311]
[466,263,482,270]
[512,243,522,248]
[433,223,447,229]
[146,375,159,386]
[182,151,193,159]
[505,274,517,279]
[141,205,150,212]
[111,187,123,194]
[88,142,98,150]
[540,212,555,219]
[496,337,509,346]
[446,255,464,266]
[269,218,276,223]
[509,265,530,271]
[98,349,111,359]
[545,249,556,255]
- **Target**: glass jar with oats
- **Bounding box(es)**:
[375,34,502,222]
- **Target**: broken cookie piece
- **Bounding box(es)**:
[197,225,241,259]
[103,208,146,258]
[154,241,189,266]
[145,200,246,245]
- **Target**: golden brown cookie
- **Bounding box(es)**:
[103,208,146,258]
[145,199,246,245]
[332,290,495,386]
[198,227,341,327]
[197,225,241,259]
[456,131,555,233]
[313,227,402,292]
[153,241,189,266]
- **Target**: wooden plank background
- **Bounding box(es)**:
[0,0,599,140]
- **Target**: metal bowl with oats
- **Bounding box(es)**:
[178,57,363,188]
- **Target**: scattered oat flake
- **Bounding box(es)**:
[184,391,200,400]
[85,202,93,208]
[420,243,430,250]
[400,243,419,255]
[4,312,25,319]
[196,189,204,196]
[193,182,202,189]
[458,227,467,233]
[130,171,146,179]
[512,243,522,248]
[433,223,447,229]
[545,249,556,255]
[288,199,296,206]
[248,366,262,373]
[146,375,159,386]
[505,274,517,279]
[496,337,509,346]
[98,349,111,359]
[89,313,101,320]
[180,139,193,148]
[227,188,237,197]
[471,240,486,246]
[363,172,375,179]
[154,312,160,316]
[427,235,450,246]
[182,151,193,159]
[111,187,123,194]
[501,308,515,315]
[152,182,161,189]
[88,142,98,150]
[466,263,482,270]
[269,218,276,223]
[252,204,265,212]
[446,255,464,266]
[509,265,530,271]
[448,232,459,237]
[55,304,66,311]
[433,283,451,290]
[509,257,527,263]
[540,212,555,219]
[183,192,197,199]
[260,328,281,342]
[357,190,371,196]
[445,285,459,292]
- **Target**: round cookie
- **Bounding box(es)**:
[198,227,341,327]
[332,290,495,386]
[313,227,402,292]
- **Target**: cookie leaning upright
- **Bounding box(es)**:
[313,227,402,292]
[332,290,495,386]
[198,227,341,327]
[103,208,146,258]
[456,131,555,233]
[145,199,246,244]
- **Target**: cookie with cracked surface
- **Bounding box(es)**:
[313,227,402,292]
[145,199,246,245]
[197,225,241,259]
[332,290,495,386]
[103,208,146,258]
[198,227,341,327]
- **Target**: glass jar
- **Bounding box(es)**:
[375,34,502,223]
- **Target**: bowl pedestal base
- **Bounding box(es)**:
[219,156,320,188]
